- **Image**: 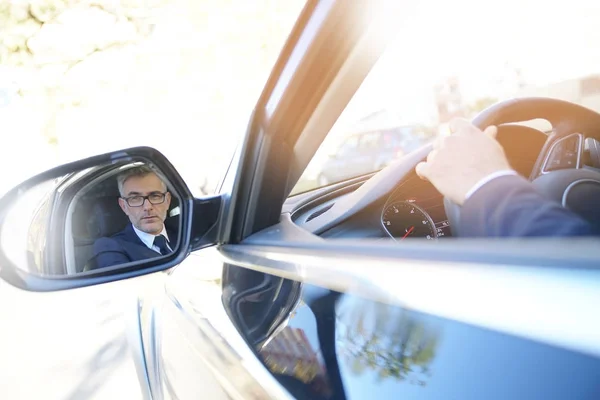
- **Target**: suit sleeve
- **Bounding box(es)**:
[90,237,131,270]
[458,174,597,237]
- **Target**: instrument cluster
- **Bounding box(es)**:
[381,176,451,240]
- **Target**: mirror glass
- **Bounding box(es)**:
[1,161,182,276]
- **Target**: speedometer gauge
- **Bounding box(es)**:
[381,201,437,240]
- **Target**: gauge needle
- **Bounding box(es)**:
[401,226,414,240]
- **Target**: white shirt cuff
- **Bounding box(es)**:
[464,170,519,201]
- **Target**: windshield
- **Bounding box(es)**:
[292,0,600,195]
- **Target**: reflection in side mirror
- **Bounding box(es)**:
[2,162,182,276]
[70,164,183,273]
[0,147,216,292]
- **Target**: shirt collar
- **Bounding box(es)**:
[132,224,169,249]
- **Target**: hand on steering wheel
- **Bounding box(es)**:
[415,118,513,205]
[416,98,600,237]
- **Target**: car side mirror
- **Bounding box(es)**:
[0,146,221,292]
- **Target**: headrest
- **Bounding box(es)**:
[87,196,128,239]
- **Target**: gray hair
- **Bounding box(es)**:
[117,165,167,197]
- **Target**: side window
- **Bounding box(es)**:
[292,1,600,196]
[338,136,359,156]
[358,132,381,151]
[383,130,402,147]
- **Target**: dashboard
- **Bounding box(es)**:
[291,172,453,241]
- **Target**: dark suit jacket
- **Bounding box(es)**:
[459,175,597,237]
[90,223,176,270]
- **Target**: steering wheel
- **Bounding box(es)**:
[443,97,600,236]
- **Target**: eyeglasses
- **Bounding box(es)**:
[122,192,168,207]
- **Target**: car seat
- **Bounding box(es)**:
[72,195,128,272]
[72,192,181,272]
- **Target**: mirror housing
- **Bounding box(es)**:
[0,146,221,292]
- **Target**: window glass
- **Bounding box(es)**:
[359,132,382,151]
[292,0,600,195]
[338,136,359,155]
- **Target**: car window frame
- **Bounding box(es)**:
[212,0,600,364]
[220,0,400,243]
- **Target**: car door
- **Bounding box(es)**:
[145,0,600,399]
[218,246,600,400]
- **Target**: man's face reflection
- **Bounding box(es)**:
[118,173,171,235]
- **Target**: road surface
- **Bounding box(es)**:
[0,275,151,399]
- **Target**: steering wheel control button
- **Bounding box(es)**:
[584,138,600,169]
[543,133,583,173]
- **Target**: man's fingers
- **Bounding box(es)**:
[483,125,498,139]
[415,161,429,180]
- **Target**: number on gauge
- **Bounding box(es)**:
[382,201,437,240]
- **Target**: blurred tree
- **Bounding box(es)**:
[0,0,160,146]
[0,0,305,193]
[338,302,439,386]
[0,0,159,67]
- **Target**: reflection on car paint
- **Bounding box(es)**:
[335,296,440,387]
[254,280,600,399]
[260,323,333,397]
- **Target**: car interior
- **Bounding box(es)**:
[285,107,600,243]
[68,165,181,273]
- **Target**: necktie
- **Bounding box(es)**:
[153,235,171,255]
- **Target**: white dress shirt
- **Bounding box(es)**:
[132,225,171,254]
[464,170,519,201]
